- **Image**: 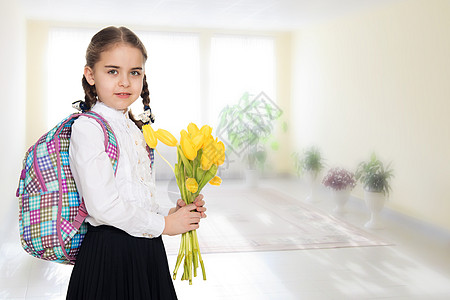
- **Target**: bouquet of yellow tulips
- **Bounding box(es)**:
[142,123,225,285]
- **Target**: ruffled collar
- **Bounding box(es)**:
[91,101,129,121]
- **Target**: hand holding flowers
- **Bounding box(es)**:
[143,122,225,285]
[173,195,206,218]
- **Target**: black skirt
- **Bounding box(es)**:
[66,224,177,300]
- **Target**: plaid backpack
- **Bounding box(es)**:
[16,111,119,264]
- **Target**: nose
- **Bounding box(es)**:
[119,75,130,87]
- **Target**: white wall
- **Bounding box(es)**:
[291,0,450,231]
[0,1,26,238]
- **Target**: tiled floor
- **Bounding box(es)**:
[1,178,450,299]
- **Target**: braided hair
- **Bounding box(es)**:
[82,26,151,129]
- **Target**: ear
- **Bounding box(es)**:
[84,66,95,85]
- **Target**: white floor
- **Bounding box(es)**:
[1,178,450,299]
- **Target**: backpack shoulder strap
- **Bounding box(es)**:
[71,111,120,229]
[80,111,120,174]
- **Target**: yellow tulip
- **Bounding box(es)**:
[186,177,198,193]
[201,137,225,166]
[180,130,197,160]
[202,135,214,151]
[187,123,200,137]
[209,176,222,186]
[155,128,178,147]
[142,125,157,148]
[215,141,225,166]
[200,125,212,137]
[192,134,205,152]
[201,153,213,171]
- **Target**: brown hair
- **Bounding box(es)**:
[82,26,150,128]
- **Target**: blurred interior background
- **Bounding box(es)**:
[3,0,449,240]
[1,0,450,298]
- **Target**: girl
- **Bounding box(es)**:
[66,26,205,299]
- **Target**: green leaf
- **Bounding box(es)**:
[198,164,218,191]
[178,146,193,177]
[270,141,279,151]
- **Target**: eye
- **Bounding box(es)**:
[108,69,118,75]
[131,70,141,76]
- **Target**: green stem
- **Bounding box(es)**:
[155,148,175,174]
[188,231,193,284]
[172,234,185,280]
[192,230,198,277]
[193,230,206,280]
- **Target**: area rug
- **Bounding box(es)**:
[162,187,391,255]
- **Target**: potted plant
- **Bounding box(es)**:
[322,167,356,214]
[216,92,283,186]
[292,146,324,202]
[355,153,394,229]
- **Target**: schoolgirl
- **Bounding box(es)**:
[66,26,206,299]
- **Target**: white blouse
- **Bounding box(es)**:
[69,101,170,238]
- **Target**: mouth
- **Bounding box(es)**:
[115,92,131,99]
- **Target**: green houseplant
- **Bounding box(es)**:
[355,153,393,196]
[292,146,324,202]
[355,153,394,229]
[292,146,324,179]
[216,92,283,175]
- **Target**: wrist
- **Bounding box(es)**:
[162,215,171,235]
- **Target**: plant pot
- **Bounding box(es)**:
[364,190,386,229]
[331,188,351,214]
[305,171,320,203]
[244,169,259,188]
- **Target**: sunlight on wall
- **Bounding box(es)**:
[0,0,26,236]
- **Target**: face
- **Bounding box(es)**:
[84,43,145,111]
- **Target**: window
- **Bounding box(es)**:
[46,27,276,178]
[47,27,96,128]
[135,31,201,133]
[47,28,200,134]
[209,35,276,127]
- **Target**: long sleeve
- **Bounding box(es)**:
[69,105,166,238]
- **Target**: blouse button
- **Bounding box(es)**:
[135,140,138,145]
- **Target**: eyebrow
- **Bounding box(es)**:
[104,65,143,70]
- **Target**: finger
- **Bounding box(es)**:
[195,194,204,202]
[177,199,186,207]
[196,206,206,213]
[190,216,201,224]
[189,223,200,230]
[184,203,197,211]
[194,199,205,207]
[189,211,202,219]
[194,209,206,218]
